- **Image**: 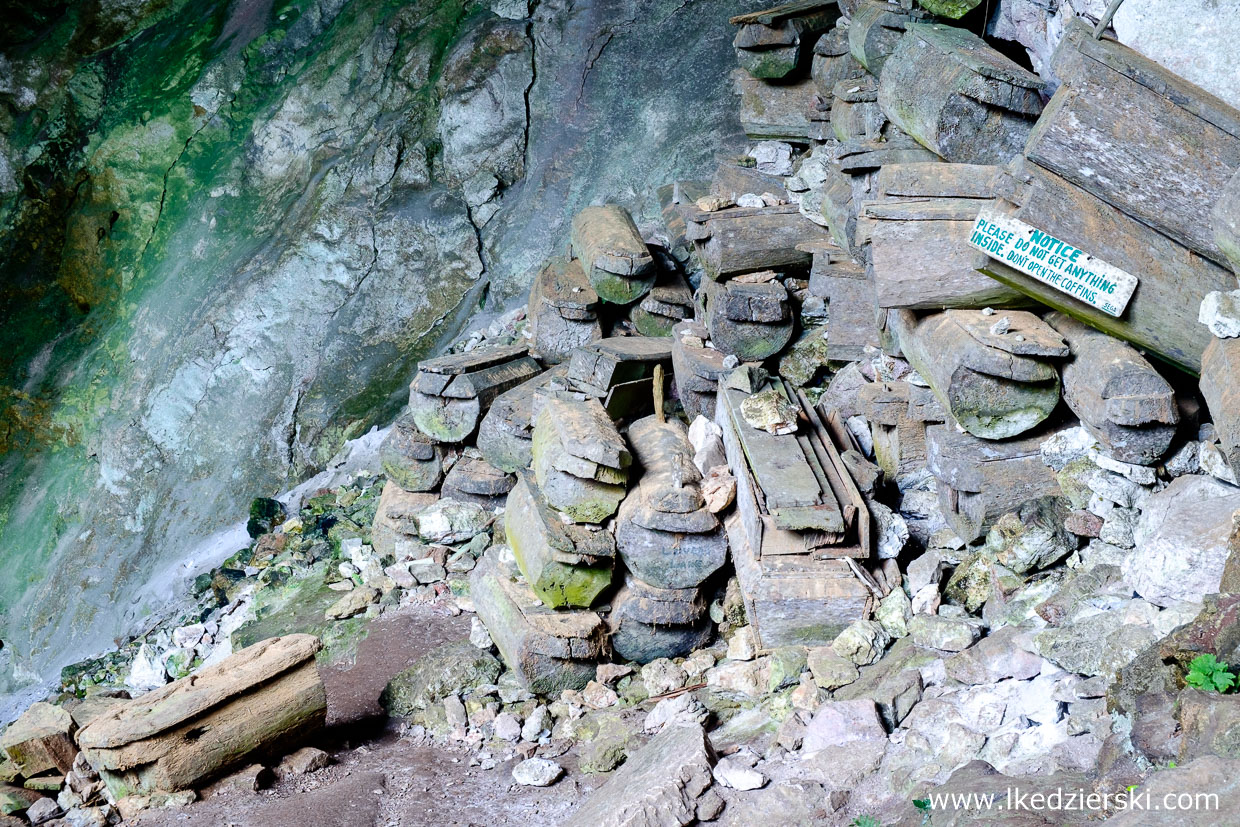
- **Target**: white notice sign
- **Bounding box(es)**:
[968,207,1138,318]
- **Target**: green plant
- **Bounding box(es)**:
[851,817,881,827]
[1186,654,1237,693]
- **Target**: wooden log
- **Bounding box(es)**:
[974,161,1236,374]
[476,366,566,473]
[733,69,815,142]
[684,201,829,281]
[848,0,922,76]
[78,635,326,798]
[441,456,514,508]
[505,475,614,608]
[1027,19,1240,267]
[889,308,1065,440]
[1201,336,1240,481]
[703,280,796,361]
[835,131,940,174]
[470,550,604,695]
[1214,170,1240,276]
[409,349,541,443]
[0,703,76,778]
[858,380,946,482]
[877,162,1001,199]
[812,26,864,98]
[608,576,713,664]
[831,76,885,142]
[803,242,881,363]
[566,336,672,398]
[528,257,602,364]
[671,321,730,421]
[731,0,839,80]
[878,23,1044,165]
[615,490,729,590]
[1045,312,1178,465]
[926,421,1066,542]
[570,205,655,304]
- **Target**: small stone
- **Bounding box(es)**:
[414,499,491,544]
[736,193,765,208]
[595,663,634,686]
[511,757,563,786]
[522,705,550,742]
[909,614,982,652]
[581,680,619,709]
[806,647,859,690]
[26,798,62,825]
[696,195,734,212]
[801,698,887,752]
[831,620,890,666]
[702,472,737,513]
[911,583,941,616]
[172,624,205,649]
[275,747,330,780]
[644,693,708,733]
[740,389,799,435]
[126,644,168,693]
[682,650,716,680]
[642,659,688,697]
[875,588,913,639]
[727,626,759,662]
[750,140,794,176]
[493,712,522,742]
[409,558,448,584]
[325,585,379,620]
[444,695,468,732]
[872,502,909,560]
[469,617,494,650]
[385,563,417,589]
[1199,289,1240,338]
[713,755,767,791]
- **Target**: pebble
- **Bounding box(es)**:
[712,755,767,791]
[511,758,564,787]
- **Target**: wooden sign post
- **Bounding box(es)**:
[969,206,1138,318]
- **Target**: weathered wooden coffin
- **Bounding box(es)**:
[505,474,614,608]
[672,321,731,421]
[409,345,541,443]
[566,336,673,401]
[615,488,729,590]
[703,279,796,362]
[1201,336,1240,481]
[531,398,629,523]
[878,23,1045,165]
[1046,312,1177,465]
[477,365,567,473]
[835,129,940,174]
[470,550,605,695]
[975,161,1237,374]
[858,380,946,483]
[631,270,694,337]
[528,257,603,364]
[733,69,815,141]
[608,576,713,664]
[861,162,1030,310]
[803,241,880,363]
[731,0,840,80]
[889,308,1065,440]
[0,703,76,778]
[684,200,830,281]
[926,420,1066,543]
[78,635,326,798]
[380,412,450,493]
[1214,170,1240,276]
[570,205,656,304]
[716,378,870,559]
[831,76,885,142]
[440,455,515,508]
[848,0,923,76]
[811,25,864,99]
[1028,19,1240,267]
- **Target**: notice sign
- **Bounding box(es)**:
[968,207,1138,318]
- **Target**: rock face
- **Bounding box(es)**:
[0,0,755,715]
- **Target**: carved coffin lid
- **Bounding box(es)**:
[532,257,600,313]
[78,634,322,750]
[417,344,529,376]
[540,397,631,471]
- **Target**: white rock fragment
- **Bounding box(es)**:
[511,757,564,786]
[1199,289,1240,338]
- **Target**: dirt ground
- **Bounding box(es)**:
[131,606,594,827]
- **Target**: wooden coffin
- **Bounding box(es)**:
[878,23,1045,165]
[608,576,713,664]
[631,270,694,337]
[528,257,603,364]
[1028,19,1240,267]
[926,421,1066,543]
[409,345,540,443]
[531,397,629,523]
[811,25,865,99]
[0,703,76,778]
[470,550,604,695]
[733,69,815,141]
[858,379,946,483]
[78,635,326,798]
[672,321,730,421]
[570,205,656,304]
[1214,170,1240,275]
[380,412,450,493]
[476,365,567,473]
[803,241,881,363]
[1046,312,1178,465]
[848,0,923,76]
[731,0,840,80]
[974,161,1236,374]
[440,455,514,508]
[703,278,796,361]
[684,200,829,280]
[889,308,1066,440]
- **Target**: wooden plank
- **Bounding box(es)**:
[441,356,541,401]
[877,162,1001,199]
[1201,336,1240,480]
[1047,311,1178,465]
[1028,21,1240,265]
[542,397,630,470]
[974,163,1236,374]
[1214,170,1240,276]
[418,344,529,376]
[730,0,836,26]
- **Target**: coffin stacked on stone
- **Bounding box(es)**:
[380,411,452,493]
[630,269,695,337]
[476,365,568,474]
[441,453,516,509]
[409,345,541,444]
[527,257,602,364]
[702,274,798,362]
[571,205,656,305]
[730,0,838,80]
[802,239,880,364]
[531,396,631,524]
[612,416,727,662]
[715,370,873,647]
[858,378,947,488]
[671,321,731,421]
[564,336,674,420]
